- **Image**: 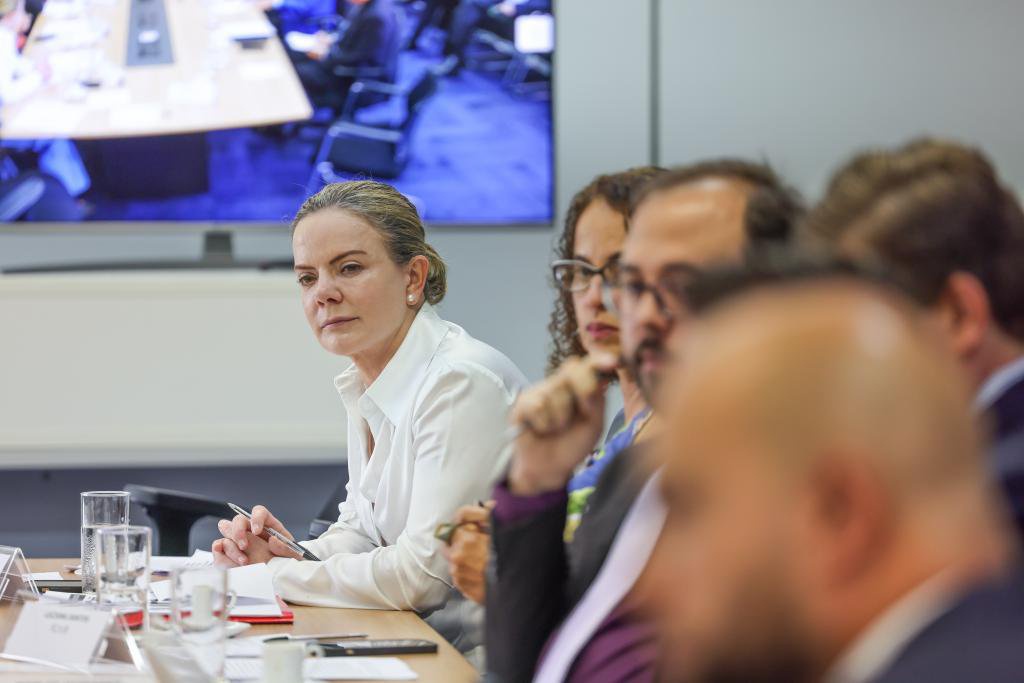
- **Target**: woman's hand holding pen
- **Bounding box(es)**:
[212,505,303,566]
[440,502,494,605]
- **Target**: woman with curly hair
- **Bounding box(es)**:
[441,166,664,609]
[547,167,665,540]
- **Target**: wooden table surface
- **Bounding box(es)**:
[0,0,313,140]
[0,559,477,683]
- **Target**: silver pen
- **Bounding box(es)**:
[227,502,322,562]
[263,632,369,642]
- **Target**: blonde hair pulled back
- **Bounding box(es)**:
[292,181,447,305]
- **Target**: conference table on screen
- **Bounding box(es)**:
[0,559,477,683]
[0,0,313,140]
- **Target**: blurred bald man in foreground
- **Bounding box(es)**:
[644,281,1024,683]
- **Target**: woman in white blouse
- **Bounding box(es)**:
[212,180,527,612]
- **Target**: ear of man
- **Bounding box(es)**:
[935,271,992,359]
[802,453,893,592]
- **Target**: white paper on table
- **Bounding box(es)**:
[0,660,146,677]
[87,87,132,109]
[149,562,281,617]
[28,572,63,581]
[225,633,299,658]
[167,79,217,107]
[7,101,84,135]
[218,18,276,41]
[225,635,270,658]
[39,0,86,21]
[223,565,280,618]
[41,49,90,83]
[225,656,417,681]
[108,103,162,130]
[239,61,286,82]
[0,552,12,572]
[34,18,105,50]
[285,31,318,53]
[208,0,254,18]
[150,550,215,574]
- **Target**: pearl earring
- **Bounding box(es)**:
[408,294,416,304]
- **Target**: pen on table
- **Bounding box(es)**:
[264,632,368,642]
[226,502,322,562]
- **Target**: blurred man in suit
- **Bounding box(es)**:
[292,0,401,107]
[805,139,1024,539]
[486,161,802,683]
[644,278,1022,683]
[408,0,459,51]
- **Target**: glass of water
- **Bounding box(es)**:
[171,565,232,681]
[81,491,130,593]
[95,525,151,632]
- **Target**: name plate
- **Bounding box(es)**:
[0,545,38,602]
[2,601,111,668]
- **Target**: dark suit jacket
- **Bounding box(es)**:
[871,570,1024,683]
[988,372,1024,545]
[485,445,651,683]
[328,0,401,73]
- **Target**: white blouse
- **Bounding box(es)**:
[267,305,527,611]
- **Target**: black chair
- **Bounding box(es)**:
[0,168,83,222]
[320,9,405,115]
[0,173,46,221]
[308,67,439,184]
[307,480,348,539]
[503,52,551,100]
[125,478,348,556]
[463,29,517,74]
[126,485,231,556]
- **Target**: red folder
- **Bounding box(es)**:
[228,596,294,624]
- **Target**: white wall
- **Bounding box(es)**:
[657,0,1024,198]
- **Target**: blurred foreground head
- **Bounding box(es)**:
[644,279,1011,683]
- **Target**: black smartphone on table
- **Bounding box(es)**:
[35,579,83,593]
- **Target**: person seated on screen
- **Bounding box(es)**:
[0,0,91,199]
[440,0,550,75]
[290,0,401,108]
[256,0,335,34]
[440,166,665,606]
[212,180,527,618]
[407,0,460,52]
[645,274,1023,683]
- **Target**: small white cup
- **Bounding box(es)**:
[261,640,305,683]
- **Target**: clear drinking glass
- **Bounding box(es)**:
[81,491,130,594]
[171,565,232,681]
[95,525,151,632]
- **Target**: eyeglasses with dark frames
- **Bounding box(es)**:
[551,257,623,293]
[601,263,702,321]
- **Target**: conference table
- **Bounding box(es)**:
[0,559,478,682]
[0,0,313,140]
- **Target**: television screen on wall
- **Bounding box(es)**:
[0,0,553,225]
